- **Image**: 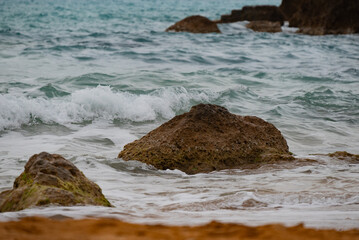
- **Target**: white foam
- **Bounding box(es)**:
[0,121,139,161]
[2,157,359,230]
[0,86,219,131]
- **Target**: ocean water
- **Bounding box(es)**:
[1,0,359,230]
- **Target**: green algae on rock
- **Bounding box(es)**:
[0,152,111,212]
[118,104,293,174]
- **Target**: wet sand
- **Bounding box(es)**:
[1,217,358,240]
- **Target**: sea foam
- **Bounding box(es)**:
[0,85,219,131]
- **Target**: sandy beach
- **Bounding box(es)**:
[1,217,359,240]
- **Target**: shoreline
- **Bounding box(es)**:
[1,217,358,240]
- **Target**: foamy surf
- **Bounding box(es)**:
[0,85,220,131]
[1,156,359,230]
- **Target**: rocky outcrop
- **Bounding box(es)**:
[177,1,359,35]
[280,0,359,35]
[279,0,300,21]
[219,6,285,25]
[0,152,111,212]
[118,104,293,174]
[166,15,221,33]
[246,21,282,33]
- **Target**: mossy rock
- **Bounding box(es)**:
[0,152,112,212]
[119,104,294,174]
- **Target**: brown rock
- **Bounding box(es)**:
[327,151,359,162]
[118,104,293,174]
[0,152,112,212]
[280,0,359,35]
[246,21,282,33]
[279,0,301,21]
[166,15,221,33]
[242,199,268,208]
[219,5,285,25]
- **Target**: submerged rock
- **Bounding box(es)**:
[0,152,111,212]
[118,104,293,174]
[246,21,282,33]
[219,5,284,25]
[327,151,359,162]
[280,0,359,35]
[166,15,221,33]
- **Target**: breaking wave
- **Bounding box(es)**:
[0,85,220,131]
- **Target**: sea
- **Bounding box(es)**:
[0,0,358,230]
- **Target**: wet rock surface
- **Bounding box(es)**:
[280,0,359,35]
[166,0,358,35]
[219,6,284,25]
[166,15,221,33]
[327,151,359,163]
[119,104,293,174]
[279,0,301,21]
[246,21,282,33]
[0,152,111,212]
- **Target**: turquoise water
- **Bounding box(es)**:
[0,0,359,229]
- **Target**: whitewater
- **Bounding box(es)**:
[0,0,358,230]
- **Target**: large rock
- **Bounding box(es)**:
[0,152,111,212]
[246,21,282,33]
[219,6,285,25]
[280,0,359,35]
[279,0,301,21]
[166,15,221,33]
[118,104,293,174]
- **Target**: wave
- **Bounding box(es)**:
[293,87,359,123]
[161,191,359,212]
[0,86,220,131]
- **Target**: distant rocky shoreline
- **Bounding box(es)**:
[166,0,359,35]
